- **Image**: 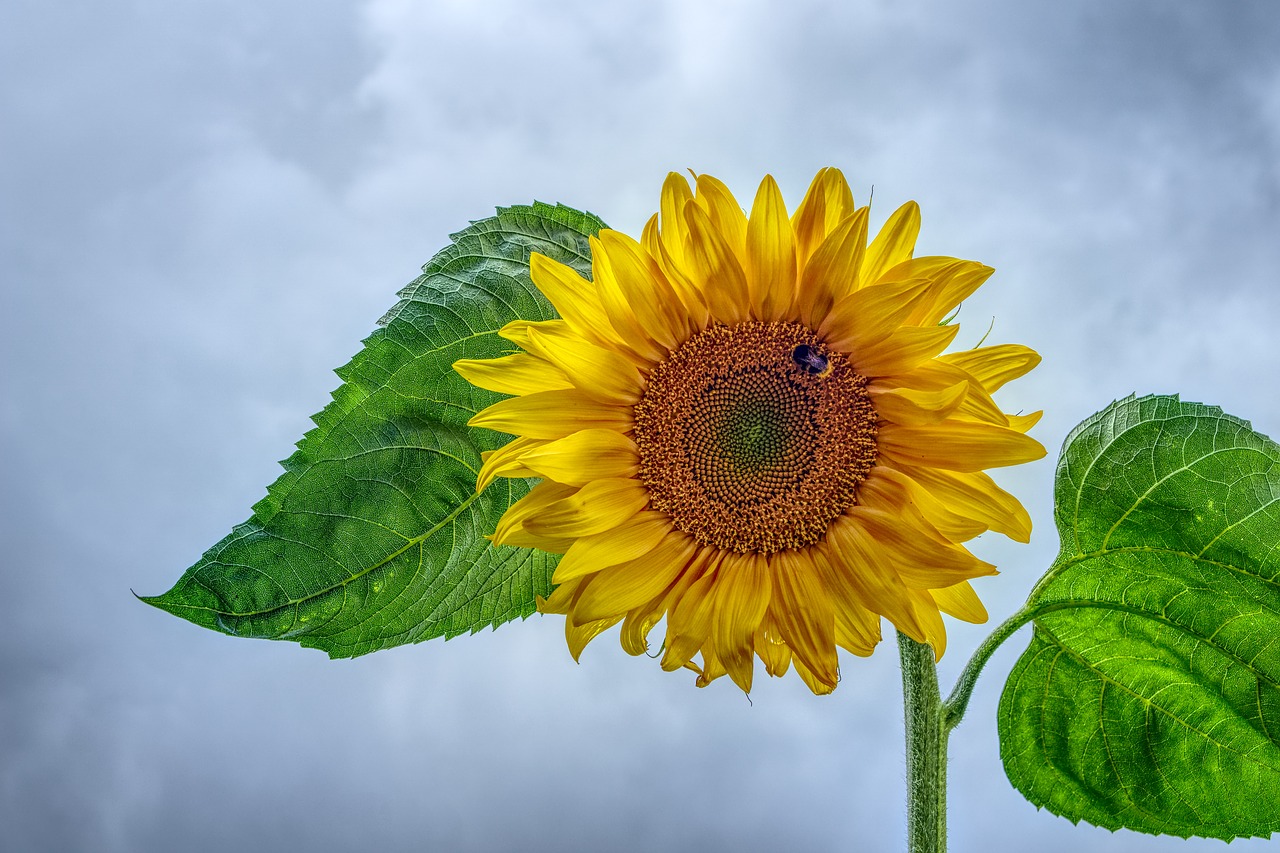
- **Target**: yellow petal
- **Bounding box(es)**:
[849,323,960,377]
[619,600,664,657]
[658,171,695,268]
[522,477,650,538]
[770,550,838,691]
[597,230,687,350]
[618,551,703,657]
[862,200,920,287]
[906,588,948,660]
[492,527,574,552]
[491,481,578,547]
[878,420,1047,472]
[906,261,994,326]
[498,318,568,348]
[877,255,965,285]
[930,581,988,624]
[529,254,621,348]
[683,201,751,325]
[754,611,793,678]
[643,213,709,330]
[468,390,632,440]
[589,235,667,363]
[537,575,582,615]
[453,353,572,396]
[476,435,543,492]
[791,167,856,267]
[820,517,928,643]
[524,326,644,405]
[790,170,831,267]
[572,531,697,623]
[694,642,729,688]
[860,465,989,544]
[845,506,997,589]
[818,275,934,353]
[565,612,623,661]
[517,428,638,486]
[745,174,798,321]
[869,381,969,427]
[892,463,1033,543]
[552,511,672,583]
[661,551,722,671]
[791,654,836,696]
[1006,410,1043,433]
[876,360,1009,426]
[820,172,857,231]
[835,602,882,656]
[939,344,1042,393]
[711,552,771,693]
[796,208,869,327]
[694,173,747,255]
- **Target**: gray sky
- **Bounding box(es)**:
[4,1,1280,850]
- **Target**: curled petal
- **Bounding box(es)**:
[711,553,771,693]
[517,429,638,486]
[939,344,1042,393]
[770,550,839,691]
[552,512,672,583]
[522,478,650,538]
[573,531,697,623]
[870,381,969,427]
[797,208,869,327]
[662,552,723,672]
[878,421,1047,472]
[476,436,543,492]
[525,326,644,405]
[683,202,752,325]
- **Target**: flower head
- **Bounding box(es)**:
[455,169,1044,694]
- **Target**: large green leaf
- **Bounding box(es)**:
[999,395,1280,839]
[143,203,606,657]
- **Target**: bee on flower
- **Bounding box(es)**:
[455,169,1043,694]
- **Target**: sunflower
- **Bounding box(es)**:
[455,169,1043,694]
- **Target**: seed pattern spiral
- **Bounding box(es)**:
[633,321,878,553]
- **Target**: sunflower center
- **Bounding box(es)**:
[633,321,878,553]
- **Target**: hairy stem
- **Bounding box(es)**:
[941,606,1039,731]
[899,632,947,853]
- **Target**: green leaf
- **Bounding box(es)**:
[143,202,607,657]
[999,394,1280,839]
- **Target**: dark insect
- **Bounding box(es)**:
[792,344,830,376]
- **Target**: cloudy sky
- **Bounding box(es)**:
[5,1,1280,850]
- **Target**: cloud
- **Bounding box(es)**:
[4,1,1280,851]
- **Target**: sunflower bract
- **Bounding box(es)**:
[454,169,1043,694]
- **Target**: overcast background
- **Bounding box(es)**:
[5,1,1280,851]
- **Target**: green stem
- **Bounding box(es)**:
[940,606,1036,730]
[899,631,947,853]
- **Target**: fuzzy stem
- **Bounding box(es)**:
[898,631,947,853]
[940,606,1035,730]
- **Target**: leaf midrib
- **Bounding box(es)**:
[180,490,485,620]
[1029,597,1280,695]
[1030,542,1280,604]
